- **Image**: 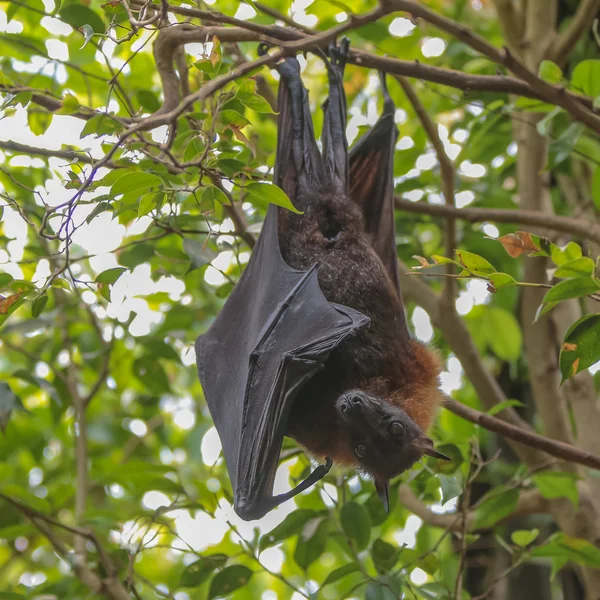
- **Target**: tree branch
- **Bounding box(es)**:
[134,0,598,114]
[548,0,600,65]
[394,197,600,245]
[0,493,130,600]
[444,398,600,471]
[490,0,524,56]
[396,76,457,301]
[0,140,124,170]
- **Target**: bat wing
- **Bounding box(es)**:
[274,57,326,201]
[349,74,401,294]
[196,208,368,521]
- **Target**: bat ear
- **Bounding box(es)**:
[421,436,451,461]
[375,478,390,513]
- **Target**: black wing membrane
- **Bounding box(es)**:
[349,74,401,294]
[196,53,369,521]
[196,211,367,520]
[274,57,325,201]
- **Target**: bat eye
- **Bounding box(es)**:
[389,422,405,437]
[355,443,367,458]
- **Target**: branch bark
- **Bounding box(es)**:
[548,0,600,65]
[0,493,130,600]
[394,197,600,245]
[444,398,600,471]
[396,77,457,301]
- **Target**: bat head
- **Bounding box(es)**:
[336,390,450,511]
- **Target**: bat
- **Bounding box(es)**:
[196,40,448,521]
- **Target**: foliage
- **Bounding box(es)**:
[0,0,600,599]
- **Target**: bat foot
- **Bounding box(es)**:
[328,37,350,70]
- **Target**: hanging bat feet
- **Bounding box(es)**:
[328,36,350,72]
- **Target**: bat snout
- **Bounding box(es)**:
[337,392,370,420]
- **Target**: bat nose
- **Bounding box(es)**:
[351,394,362,404]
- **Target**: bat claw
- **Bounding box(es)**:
[328,36,350,69]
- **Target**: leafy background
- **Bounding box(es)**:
[1,0,600,598]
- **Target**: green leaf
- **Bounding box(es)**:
[237,80,275,113]
[219,109,250,128]
[571,59,600,98]
[554,258,595,278]
[365,577,403,600]
[207,565,253,599]
[439,474,461,505]
[474,488,519,529]
[484,306,523,361]
[138,192,164,217]
[487,399,524,416]
[511,529,540,547]
[322,563,360,586]
[294,517,328,570]
[0,483,50,513]
[111,172,162,197]
[59,4,105,33]
[430,444,463,474]
[538,60,563,84]
[536,107,561,136]
[245,183,302,214]
[79,24,94,48]
[119,243,154,268]
[183,239,218,272]
[81,114,122,138]
[202,185,231,207]
[592,167,600,211]
[0,273,14,290]
[415,582,450,599]
[371,538,399,573]
[533,472,579,508]
[540,278,600,315]
[86,200,112,224]
[0,382,26,431]
[340,501,371,551]
[27,110,52,135]
[532,533,600,570]
[57,93,79,115]
[239,93,274,113]
[144,339,181,363]
[260,509,316,552]
[31,295,48,318]
[137,90,161,113]
[132,357,170,393]
[96,267,127,284]
[551,241,582,266]
[488,272,517,290]
[548,122,584,167]
[455,250,496,276]
[560,314,600,381]
[180,554,227,587]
